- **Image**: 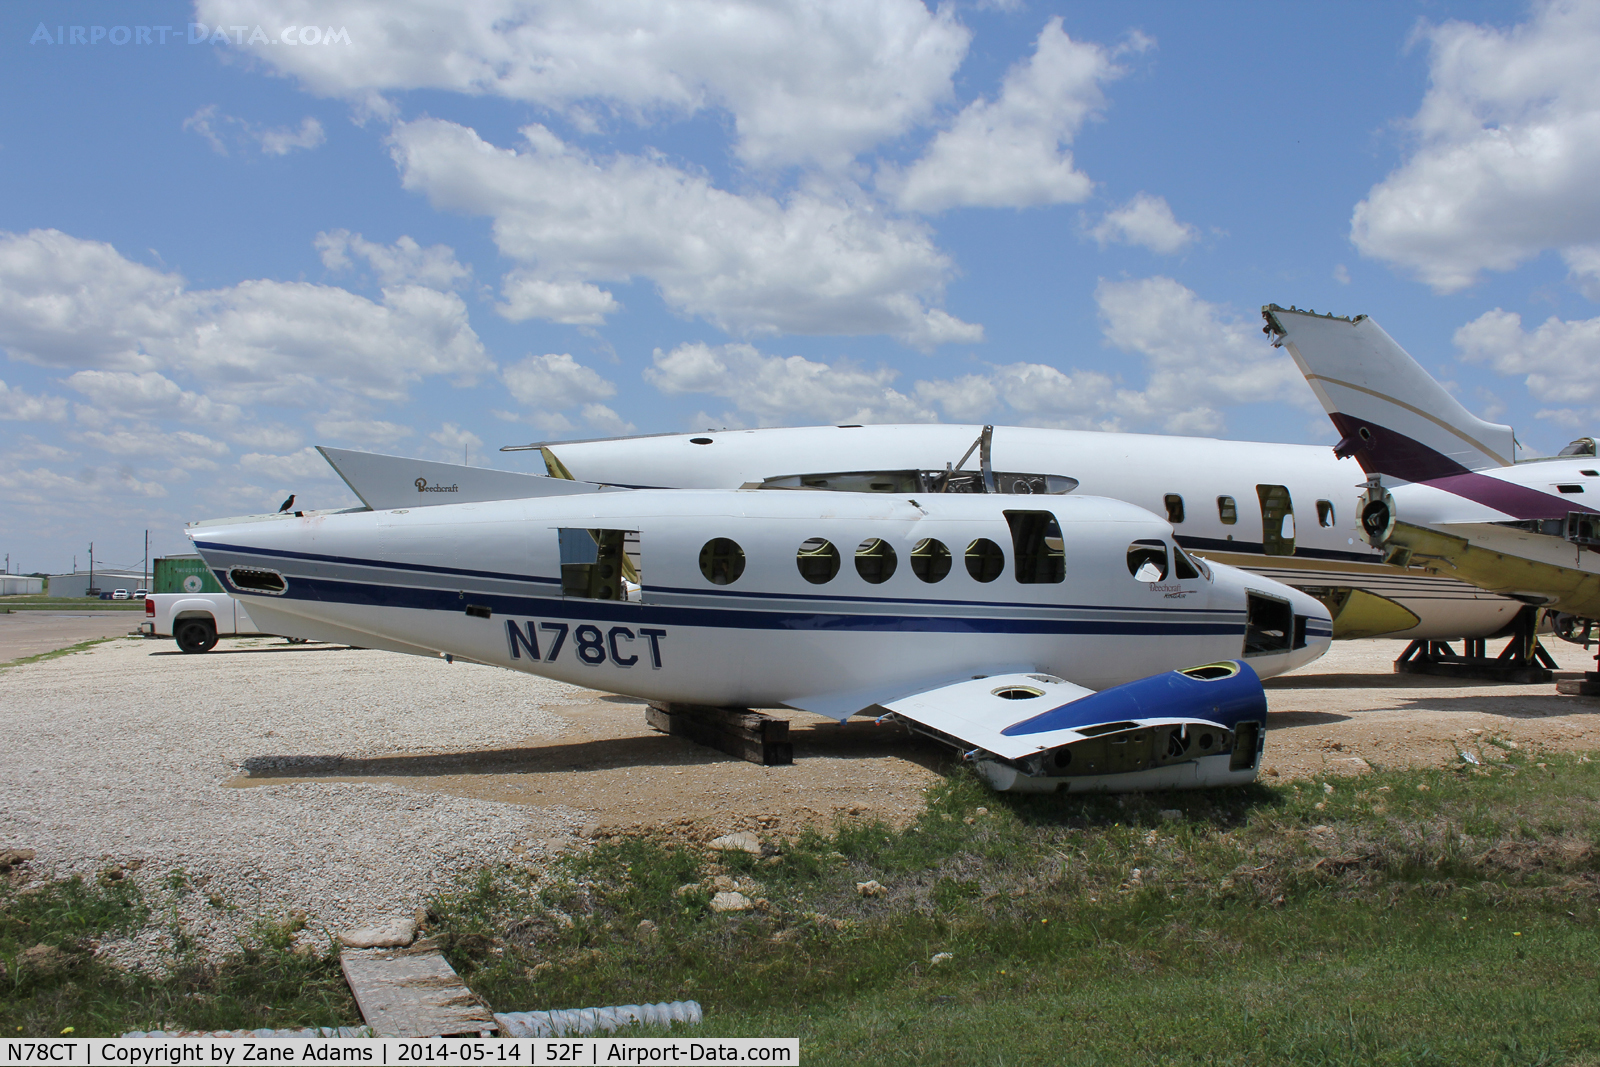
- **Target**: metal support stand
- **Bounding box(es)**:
[645,702,793,766]
[1394,607,1556,683]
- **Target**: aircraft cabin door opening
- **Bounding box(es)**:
[559,528,641,600]
[1256,484,1295,556]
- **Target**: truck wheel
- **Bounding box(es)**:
[175,619,218,653]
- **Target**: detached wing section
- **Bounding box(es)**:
[879,662,1268,793]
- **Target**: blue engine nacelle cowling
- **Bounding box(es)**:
[980,660,1268,793]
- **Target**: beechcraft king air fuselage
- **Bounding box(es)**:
[505,424,1522,643]
[188,481,1331,793]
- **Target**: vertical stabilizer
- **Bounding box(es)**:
[1262,305,1515,480]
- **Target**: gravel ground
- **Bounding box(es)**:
[1,635,587,970]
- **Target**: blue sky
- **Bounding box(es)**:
[2,0,1597,575]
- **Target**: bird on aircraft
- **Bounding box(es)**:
[278,494,295,513]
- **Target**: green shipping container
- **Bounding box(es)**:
[154,555,223,594]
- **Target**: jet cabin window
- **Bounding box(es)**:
[1217,496,1237,525]
[796,538,841,584]
[698,537,745,586]
[1127,540,1168,582]
[965,538,1005,583]
[855,538,897,584]
[1005,510,1064,584]
[560,528,639,601]
[1257,484,1295,556]
[911,538,952,583]
[1317,500,1336,528]
[1164,494,1185,524]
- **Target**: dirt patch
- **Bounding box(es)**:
[236,695,946,840]
[235,638,1600,838]
[1258,639,1600,782]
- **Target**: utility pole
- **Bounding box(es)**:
[88,541,94,597]
[144,530,149,592]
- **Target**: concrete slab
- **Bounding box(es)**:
[0,611,148,663]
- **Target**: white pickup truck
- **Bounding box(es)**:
[144,592,262,653]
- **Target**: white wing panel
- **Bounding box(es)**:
[880,673,1095,761]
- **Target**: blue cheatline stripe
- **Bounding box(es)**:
[201,541,1246,620]
[198,540,561,588]
[230,571,1246,638]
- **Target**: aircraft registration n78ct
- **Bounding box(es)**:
[189,479,1331,793]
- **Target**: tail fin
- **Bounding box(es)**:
[318,446,611,510]
[1262,304,1515,480]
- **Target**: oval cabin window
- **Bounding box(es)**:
[965,538,1005,583]
[698,538,745,585]
[796,538,841,584]
[910,538,952,583]
[854,538,897,584]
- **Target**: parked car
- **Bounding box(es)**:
[112,589,130,600]
[133,587,148,598]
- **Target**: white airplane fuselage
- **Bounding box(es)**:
[530,424,1521,640]
[188,489,1331,714]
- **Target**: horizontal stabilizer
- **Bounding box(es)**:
[318,446,617,510]
[1263,305,1515,480]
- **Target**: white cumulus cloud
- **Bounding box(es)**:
[503,352,617,409]
[315,230,470,290]
[0,230,493,406]
[194,0,970,171]
[1088,193,1197,255]
[1454,308,1600,419]
[1094,276,1313,434]
[1351,0,1600,293]
[644,342,1119,429]
[0,380,68,421]
[391,119,981,346]
[496,273,619,325]
[183,105,326,156]
[64,370,242,424]
[885,18,1133,213]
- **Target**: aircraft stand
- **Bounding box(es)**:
[645,702,794,766]
[1393,608,1557,684]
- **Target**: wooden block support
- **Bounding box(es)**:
[340,940,497,1038]
[646,702,793,766]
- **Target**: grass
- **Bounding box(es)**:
[1,596,145,612]
[0,866,355,1037]
[422,747,1600,1065]
[4,746,1598,1058]
[0,637,124,672]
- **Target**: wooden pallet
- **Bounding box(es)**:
[645,702,793,766]
[340,940,497,1038]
